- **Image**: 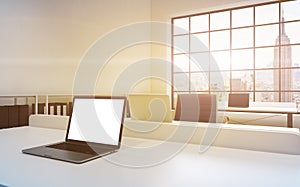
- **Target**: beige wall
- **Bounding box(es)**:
[0,0,151,95]
[151,0,246,22]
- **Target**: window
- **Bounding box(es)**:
[172,0,300,105]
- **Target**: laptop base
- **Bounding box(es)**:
[22,143,115,164]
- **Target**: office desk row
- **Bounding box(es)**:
[219,106,300,128]
[1,126,300,187]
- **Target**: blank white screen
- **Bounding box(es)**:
[67,98,124,145]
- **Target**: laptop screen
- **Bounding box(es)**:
[67,97,125,146]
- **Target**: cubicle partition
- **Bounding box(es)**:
[0,95,73,129]
[0,96,35,129]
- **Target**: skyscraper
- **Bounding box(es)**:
[273,14,292,102]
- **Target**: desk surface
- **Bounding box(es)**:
[1,127,300,187]
[219,106,299,114]
[219,106,300,128]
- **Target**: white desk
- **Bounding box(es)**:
[219,107,300,128]
[1,127,300,187]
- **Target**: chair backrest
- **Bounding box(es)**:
[174,94,217,123]
[128,94,173,122]
[228,93,249,108]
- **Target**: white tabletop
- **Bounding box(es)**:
[1,126,300,187]
[219,106,299,114]
[219,106,300,128]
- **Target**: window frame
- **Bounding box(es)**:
[171,0,300,107]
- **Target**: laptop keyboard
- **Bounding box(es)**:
[47,142,98,155]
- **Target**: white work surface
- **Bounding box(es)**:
[219,106,300,128]
[1,127,300,187]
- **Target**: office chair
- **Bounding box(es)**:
[174,94,217,123]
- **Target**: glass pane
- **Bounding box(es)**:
[210,11,230,30]
[190,14,209,33]
[255,3,279,25]
[190,53,210,72]
[211,91,228,103]
[249,92,254,102]
[173,54,189,73]
[190,33,209,52]
[281,69,293,91]
[284,21,300,44]
[191,72,209,91]
[173,17,189,35]
[232,27,254,49]
[292,92,300,101]
[174,73,189,91]
[278,92,293,102]
[173,35,189,54]
[255,69,276,91]
[255,24,279,47]
[223,72,231,91]
[232,7,254,28]
[232,71,254,91]
[291,45,300,67]
[210,30,230,50]
[211,51,230,71]
[278,45,292,68]
[277,92,293,102]
[255,47,279,69]
[255,92,277,102]
[292,68,300,90]
[210,71,229,91]
[281,0,300,22]
[232,49,254,70]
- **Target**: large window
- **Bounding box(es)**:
[172,0,300,105]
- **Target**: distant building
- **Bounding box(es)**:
[273,14,292,102]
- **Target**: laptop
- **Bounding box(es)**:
[22,96,126,164]
[228,93,249,108]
